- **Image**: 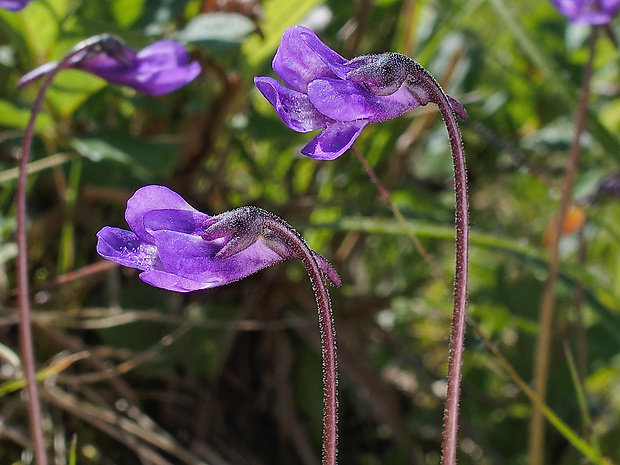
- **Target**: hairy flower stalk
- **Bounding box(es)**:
[16,35,111,465]
[96,185,341,464]
[16,35,200,465]
[205,207,340,465]
[353,51,470,465]
[255,26,469,465]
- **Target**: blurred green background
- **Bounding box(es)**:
[1,0,620,464]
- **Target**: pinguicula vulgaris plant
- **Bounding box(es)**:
[16,22,469,465]
[256,25,469,465]
[95,185,342,465]
[18,31,343,465]
[16,34,200,465]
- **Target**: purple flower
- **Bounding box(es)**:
[254,25,466,160]
[18,35,202,96]
[0,0,31,10]
[96,185,340,292]
[550,0,620,24]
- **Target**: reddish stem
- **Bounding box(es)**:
[265,217,339,465]
[16,35,120,465]
[412,68,469,465]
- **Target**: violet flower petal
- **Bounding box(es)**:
[139,271,217,292]
[125,185,209,242]
[0,0,31,10]
[272,25,347,93]
[603,0,620,11]
[78,40,202,96]
[96,227,159,271]
[301,120,367,160]
[97,226,285,293]
[297,26,356,79]
[140,237,286,292]
[256,25,467,160]
[308,78,419,123]
[17,62,59,88]
[148,229,283,291]
[254,76,328,132]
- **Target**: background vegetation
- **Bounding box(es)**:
[1,0,620,464]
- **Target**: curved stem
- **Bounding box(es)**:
[16,35,117,465]
[265,218,338,465]
[414,69,469,465]
[440,99,469,465]
[350,51,469,463]
[528,26,599,465]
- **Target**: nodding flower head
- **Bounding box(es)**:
[550,0,620,24]
[254,25,465,161]
[18,35,202,96]
[96,185,340,292]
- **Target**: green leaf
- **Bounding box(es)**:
[110,0,147,28]
[68,434,77,465]
[176,13,255,50]
[72,137,133,164]
[0,0,72,62]
[140,0,191,36]
[0,99,54,132]
[71,131,178,181]
[241,0,324,69]
[46,69,107,118]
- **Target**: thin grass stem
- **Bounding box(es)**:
[528,26,599,465]
[351,144,449,287]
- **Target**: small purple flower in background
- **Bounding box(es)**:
[0,0,32,11]
[96,185,340,292]
[254,25,466,160]
[551,0,620,24]
[18,35,201,96]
